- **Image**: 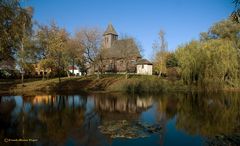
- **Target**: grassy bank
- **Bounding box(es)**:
[107,75,186,93]
[0,75,188,95]
[5,74,238,95]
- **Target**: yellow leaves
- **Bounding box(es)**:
[153,51,169,74]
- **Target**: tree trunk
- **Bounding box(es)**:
[21,23,25,85]
[158,71,162,78]
[42,69,45,80]
[58,53,61,83]
[21,72,24,84]
[97,70,100,79]
[97,64,100,79]
[72,58,75,76]
[67,70,70,78]
[125,72,128,79]
[125,61,129,79]
[21,40,24,85]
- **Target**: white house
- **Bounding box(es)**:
[68,66,81,76]
[136,59,153,75]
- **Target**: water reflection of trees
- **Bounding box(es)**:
[0,95,87,145]
[37,96,86,145]
[155,94,179,121]
[154,93,240,146]
[0,93,239,145]
[175,93,240,137]
[0,96,17,142]
[0,94,155,146]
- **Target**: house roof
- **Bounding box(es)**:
[103,38,141,59]
[104,23,118,36]
[137,59,153,65]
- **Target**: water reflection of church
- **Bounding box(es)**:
[93,94,153,121]
[94,95,153,113]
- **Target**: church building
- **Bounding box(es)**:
[100,24,142,73]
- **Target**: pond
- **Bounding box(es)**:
[0,92,240,146]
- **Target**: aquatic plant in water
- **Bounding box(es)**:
[98,120,162,139]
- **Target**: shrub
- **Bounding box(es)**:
[108,76,170,94]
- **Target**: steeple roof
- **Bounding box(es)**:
[104,23,118,36]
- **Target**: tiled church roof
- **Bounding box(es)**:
[103,38,141,59]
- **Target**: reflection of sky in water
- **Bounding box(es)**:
[23,103,31,113]
[164,116,203,146]
[67,95,80,107]
[140,103,157,123]
[86,96,94,114]
[12,96,22,116]
[112,135,160,146]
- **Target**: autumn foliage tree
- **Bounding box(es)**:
[152,30,168,77]
[35,22,69,82]
[0,0,33,64]
[65,37,84,76]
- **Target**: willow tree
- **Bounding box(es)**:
[200,19,240,83]
[175,40,205,86]
[176,39,238,90]
[202,39,238,88]
[200,19,240,55]
[176,18,240,90]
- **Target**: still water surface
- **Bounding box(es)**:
[0,93,239,146]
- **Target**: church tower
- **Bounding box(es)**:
[103,23,118,48]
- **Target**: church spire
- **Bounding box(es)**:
[103,23,118,48]
[104,23,118,36]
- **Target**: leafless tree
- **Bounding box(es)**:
[152,30,168,77]
[75,28,103,76]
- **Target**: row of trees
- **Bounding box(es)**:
[24,23,107,82]
[16,21,104,81]
[152,18,240,90]
[1,0,142,81]
[0,1,106,81]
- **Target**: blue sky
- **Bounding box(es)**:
[23,0,235,59]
